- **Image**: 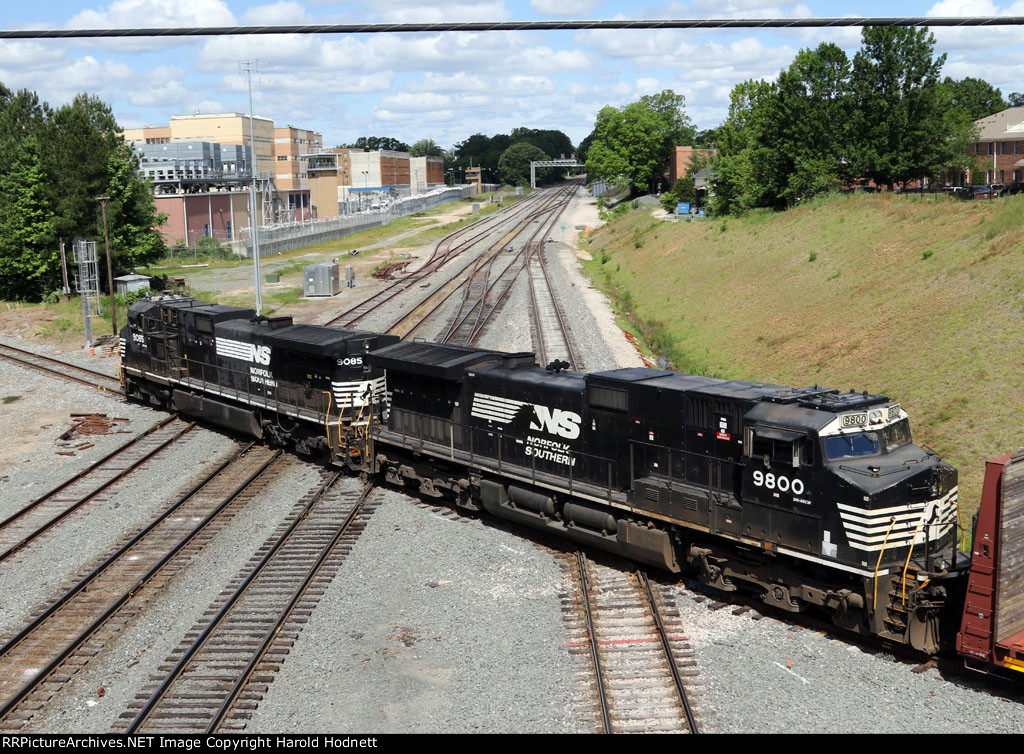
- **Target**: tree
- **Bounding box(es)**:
[576,130,595,164]
[103,144,166,271]
[849,26,949,189]
[0,86,166,300]
[409,138,443,157]
[510,127,574,160]
[1009,92,1024,108]
[708,79,779,215]
[660,176,695,212]
[942,77,1007,121]
[497,142,550,186]
[340,136,411,152]
[453,132,511,175]
[0,138,56,299]
[586,90,696,195]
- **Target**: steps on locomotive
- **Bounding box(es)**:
[884,568,919,631]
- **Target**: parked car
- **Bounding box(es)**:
[972,185,999,199]
[1000,181,1024,196]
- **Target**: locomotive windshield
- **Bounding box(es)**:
[824,419,912,460]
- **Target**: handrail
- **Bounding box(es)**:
[321,390,333,447]
[872,517,897,613]
[900,517,926,605]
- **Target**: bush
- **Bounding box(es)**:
[660,177,697,212]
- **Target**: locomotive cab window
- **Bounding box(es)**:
[747,427,805,468]
[824,419,912,460]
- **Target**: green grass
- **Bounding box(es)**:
[27,298,91,341]
[582,192,1024,517]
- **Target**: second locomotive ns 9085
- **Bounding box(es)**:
[119,295,968,655]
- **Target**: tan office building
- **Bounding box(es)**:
[167,113,276,177]
[303,148,362,218]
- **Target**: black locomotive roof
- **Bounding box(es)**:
[128,297,255,323]
[475,360,587,394]
[368,341,508,381]
[590,367,786,400]
[590,367,887,415]
[215,319,386,357]
[769,387,890,412]
[744,401,835,432]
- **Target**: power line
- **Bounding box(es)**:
[1,18,1023,40]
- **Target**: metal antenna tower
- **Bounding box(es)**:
[241,59,263,314]
[73,239,101,349]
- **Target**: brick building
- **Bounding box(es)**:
[669,146,712,188]
[968,107,1024,185]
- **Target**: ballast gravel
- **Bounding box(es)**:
[18,460,330,733]
[660,581,1024,733]
[245,491,580,734]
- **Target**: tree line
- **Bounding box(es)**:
[0,84,165,302]
[450,128,575,186]
[582,27,1016,217]
[710,26,1005,215]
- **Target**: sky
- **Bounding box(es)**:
[0,1,1022,151]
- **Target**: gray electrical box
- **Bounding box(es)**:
[303,262,341,297]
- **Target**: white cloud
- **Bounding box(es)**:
[241,2,317,25]
[68,0,237,27]
[926,0,1024,51]
[349,0,511,23]
[530,0,603,15]
[0,41,66,72]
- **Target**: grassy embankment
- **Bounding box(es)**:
[581,192,1024,517]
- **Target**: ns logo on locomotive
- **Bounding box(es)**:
[120,295,984,661]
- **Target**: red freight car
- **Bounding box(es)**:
[957,449,1024,677]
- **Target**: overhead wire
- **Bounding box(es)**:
[0,17,1022,40]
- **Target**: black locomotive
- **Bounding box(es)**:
[119,295,967,654]
[119,295,397,464]
[368,340,965,654]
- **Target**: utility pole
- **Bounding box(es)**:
[58,239,70,300]
[242,60,263,314]
[96,196,116,335]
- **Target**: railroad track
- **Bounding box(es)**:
[394,181,580,346]
[523,183,581,369]
[392,186,571,342]
[0,444,284,730]
[324,188,550,329]
[0,415,197,565]
[0,341,123,394]
[117,475,378,733]
[566,551,702,733]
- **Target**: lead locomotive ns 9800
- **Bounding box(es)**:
[120,295,968,656]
